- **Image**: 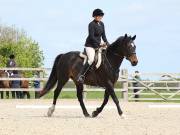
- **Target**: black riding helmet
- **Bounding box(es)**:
[92,9,104,17]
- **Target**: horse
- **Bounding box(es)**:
[0,70,10,99]
[21,76,30,99]
[40,34,138,118]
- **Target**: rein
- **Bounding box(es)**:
[101,48,123,73]
[106,48,124,59]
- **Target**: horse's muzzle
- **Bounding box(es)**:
[128,54,138,66]
[132,61,138,66]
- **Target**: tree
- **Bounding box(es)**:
[0,24,44,68]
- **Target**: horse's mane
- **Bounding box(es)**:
[112,36,124,45]
[108,36,124,50]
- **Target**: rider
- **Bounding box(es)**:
[6,54,16,77]
[77,8,109,83]
[6,54,17,98]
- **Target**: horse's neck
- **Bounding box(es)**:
[106,49,124,71]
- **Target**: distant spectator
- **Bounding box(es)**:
[133,71,141,101]
[11,70,23,99]
[7,54,16,75]
[33,72,40,99]
[6,54,16,99]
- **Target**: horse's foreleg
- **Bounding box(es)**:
[76,84,90,117]
[0,91,4,99]
[27,92,30,99]
[92,89,109,117]
[106,81,125,118]
[6,91,9,99]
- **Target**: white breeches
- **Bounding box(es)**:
[85,47,95,65]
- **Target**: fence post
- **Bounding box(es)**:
[121,69,128,102]
[39,70,44,90]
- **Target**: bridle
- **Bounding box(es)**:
[98,40,136,72]
[102,45,136,71]
[105,48,124,59]
[106,47,136,60]
[125,52,136,60]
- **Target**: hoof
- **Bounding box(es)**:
[92,111,99,118]
[47,105,55,117]
[84,113,91,118]
[120,114,126,119]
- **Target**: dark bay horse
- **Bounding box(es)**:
[0,71,10,98]
[21,79,30,99]
[40,34,138,118]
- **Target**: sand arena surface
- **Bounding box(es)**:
[0,99,180,135]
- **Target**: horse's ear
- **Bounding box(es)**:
[124,33,128,39]
[132,35,136,40]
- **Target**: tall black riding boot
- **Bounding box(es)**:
[77,62,91,83]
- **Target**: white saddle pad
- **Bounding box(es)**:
[79,46,106,69]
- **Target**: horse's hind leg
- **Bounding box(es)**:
[6,91,9,99]
[76,83,90,117]
[47,76,69,117]
[92,89,109,117]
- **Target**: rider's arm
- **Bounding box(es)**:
[88,23,99,48]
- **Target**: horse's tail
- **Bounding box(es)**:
[39,54,63,97]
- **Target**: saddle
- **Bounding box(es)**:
[79,46,107,69]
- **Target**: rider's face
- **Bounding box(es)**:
[94,16,103,22]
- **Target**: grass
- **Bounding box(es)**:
[1,89,180,103]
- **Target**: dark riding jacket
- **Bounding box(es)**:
[7,59,16,67]
[85,20,108,48]
[11,73,21,88]
[6,59,16,75]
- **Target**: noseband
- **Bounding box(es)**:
[106,48,136,60]
[126,52,136,60]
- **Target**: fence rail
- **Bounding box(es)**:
[0,67,47,71]
[0,68,180,101]
[122,70,180,101]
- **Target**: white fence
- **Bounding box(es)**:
[0,68,180,101]
[0,68,46,92]
[121,69,180,101]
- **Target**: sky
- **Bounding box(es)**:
[0,0,180,73]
